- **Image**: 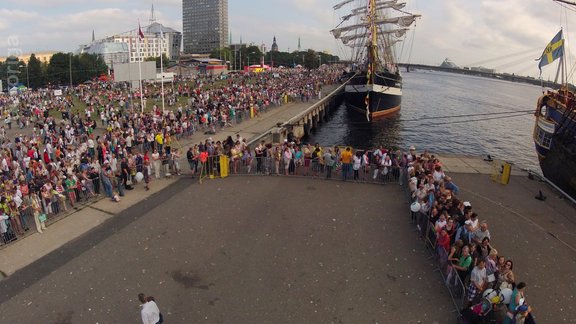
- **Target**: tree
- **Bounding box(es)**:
[0,56,25,89]
[209,47,232,62]
[46,52,107,86]
[240,45,263,69]
[27,54,44,89]
[145,54,169,69]
[303,50,317,69]
[46,53,71,86]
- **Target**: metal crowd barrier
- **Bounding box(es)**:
[0,161,165,248]
[406,174,468,317]
[195,153,402,184]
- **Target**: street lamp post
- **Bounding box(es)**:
[247,52,256,72]
[69,53,73,88]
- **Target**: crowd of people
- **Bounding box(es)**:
[186,137,409,184]
[406,148,534,324]
[0,65,343,245]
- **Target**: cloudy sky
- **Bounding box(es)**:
[0,0,573,78]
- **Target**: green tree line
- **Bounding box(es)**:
[210,46,339,70]
[0,52,108,90]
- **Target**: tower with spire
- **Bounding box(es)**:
[271,36,278,52]
[298,37,301,52]
[149,3,156,24]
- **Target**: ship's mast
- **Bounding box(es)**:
[368,0,377,82]
[554,0,576,6]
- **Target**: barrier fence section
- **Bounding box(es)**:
[403,173,468,318]
[0,160,176,248]
[194,152,403,184]
[0,184,102,246]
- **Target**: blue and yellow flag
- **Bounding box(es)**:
[538,30,564,71]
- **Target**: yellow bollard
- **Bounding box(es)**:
[219,155,229,178]
[491,160,511,185]
[500,162,511,185]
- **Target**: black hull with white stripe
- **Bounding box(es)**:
[343,71,402,119]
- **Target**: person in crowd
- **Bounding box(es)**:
[283,146,293,176]
[498,259,515,290]
[444,217,457,243]
[453,245,473,282]
[100,162,114,199]
[466,258,488,305]
[436,228,451,254]
[504,282,527,324]
[138,293,163,324]
[151,149,161,179]
[323,148,335,179]
[187,147,196,176]
[476,236,492,260]
[434,212,448,233]
[444,176,460,195]
[340,147,353,181]
[465,212,480,243]
[484,248,498,288]
[472,221,491,245]
[30,190,47,233]
[352,151,362,180]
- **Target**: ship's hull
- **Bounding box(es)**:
[538,138,576,199]
[344,71,402,119]
[533,93,576,199]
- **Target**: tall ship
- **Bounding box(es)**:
[534,10,576,199]
[331,0,420,120]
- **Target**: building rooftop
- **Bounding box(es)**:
[146,22,180,35]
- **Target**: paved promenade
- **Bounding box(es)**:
[0,177,453,323]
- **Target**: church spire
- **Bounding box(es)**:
[149,3,157,25]
[271,35,278,52]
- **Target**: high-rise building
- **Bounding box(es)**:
[183,0,228,54]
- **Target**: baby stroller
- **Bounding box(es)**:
[459,288,513,324]
[460,298,493,324]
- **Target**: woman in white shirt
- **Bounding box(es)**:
[352,153,361,180]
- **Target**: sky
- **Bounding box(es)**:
[0,0,574,78]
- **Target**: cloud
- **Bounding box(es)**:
[0,0,570,77]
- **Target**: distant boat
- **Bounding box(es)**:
[331,0,420,121]
[534,25,576,199]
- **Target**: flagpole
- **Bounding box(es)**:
[137,23,144,113]
[160,31,166,115]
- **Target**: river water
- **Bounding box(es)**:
[306,70,543,172]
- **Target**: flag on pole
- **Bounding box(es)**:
[138,23,145,40]
[537,30,564,72]
[364,92,370,121]
[365,62,372,121]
